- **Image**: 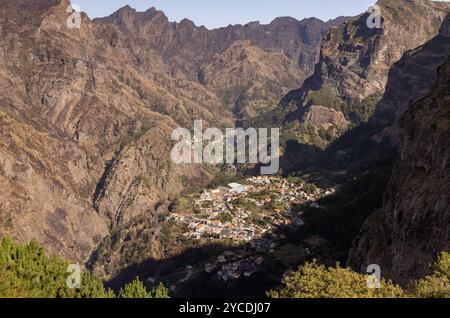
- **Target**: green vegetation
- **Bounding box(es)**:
[217,212,233,224]
[293,124,329,149]
[342,93,383,123]
[268,260,405,298]
[306,86,342,110]
[0,237,113,298]
[243,106,286,129]
[118,278,150,298]
[302,183,318,196]
[149,282,171,298]
[268,253,450,298]
[119,279,169,298]
[0,237,169,298]
[207,168,245,189]
[410,252,450,298]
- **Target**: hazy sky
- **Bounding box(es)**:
[74,0,380,28]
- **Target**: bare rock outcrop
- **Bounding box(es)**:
[283,0,449,141]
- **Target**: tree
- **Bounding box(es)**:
[267,260,405,298]
[0,237,113,298]
[0,237,172,298]
[118,278,150,298]
[410,252,450,298]
[118,279,170,299]
[149,282,170,298]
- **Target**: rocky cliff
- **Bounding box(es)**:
[0,0,343,262]
[371,12,450,143]
[349,56,450,284]
[94,7,346,122]
[282,0,449,144]
[0,0,213,261]
[317,12,450,174]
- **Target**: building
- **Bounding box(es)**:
[228,183,245,194]
[195,224,206,234]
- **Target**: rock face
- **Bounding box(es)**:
[0,0,344,262]
[318,13,450,173]
[302,105,349,131]
[371,13,450,143]
[94,8,346,121]
[0,0,216,261]
[283,0,449,142]
[349,56,450,284]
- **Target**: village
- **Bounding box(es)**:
[165,176,334,287]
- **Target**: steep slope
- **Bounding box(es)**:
[94,7,346,122]
[349,56,450,284]
[198,40,303,121]
[0,0,344,264]
[318,13,450,173]
[281,0,449,145]
[0,0,212,261]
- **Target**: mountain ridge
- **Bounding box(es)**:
[280,0,449,144]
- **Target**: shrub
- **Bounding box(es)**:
[0,237,170,298]
[149,282,170,298]
[409,252,450,298]
[267,260,405,298]
[0,237,113,298]
[307,87,342,110]
[118,278,150,298]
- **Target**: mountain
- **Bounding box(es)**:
[278,11,450,287]
[317,12,450,174]
[1,0,448,295]
[281,0,449,145]
[371,12,450,142]
[0,0,344,262]
[0,0,217,261]
[309,13,450,283]
[349,54,450,284]
[94,7,346,122]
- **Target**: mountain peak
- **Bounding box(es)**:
[269,16,300,26]
[0,0,70,15]
[179,18,196,28]
[144,6,168,19]
[111,4,136,17]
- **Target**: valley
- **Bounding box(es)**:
[0,0,449,299]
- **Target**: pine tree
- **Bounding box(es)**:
[149,282,170,298]
[0,237,171,298]
[118,278,150,298]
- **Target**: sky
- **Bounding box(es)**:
[73,0,380,29]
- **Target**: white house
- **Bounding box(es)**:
[228,183,245,194]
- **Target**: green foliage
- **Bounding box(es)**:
[149,282,170,299]
[0,237,113,298]
[342,93,383,123]
[0,237,170,299]
[118,278,150,298]
[431,252,450,278]
[242,105,286,131]
[268,253,450,299]
[207,169,245,189]
[217,212,233,224]
[267,260,405,298]
[410,253,450,298]
[307,87,342,110]
[302,183,318,195]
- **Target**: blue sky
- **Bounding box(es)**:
[74,0,379,28]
